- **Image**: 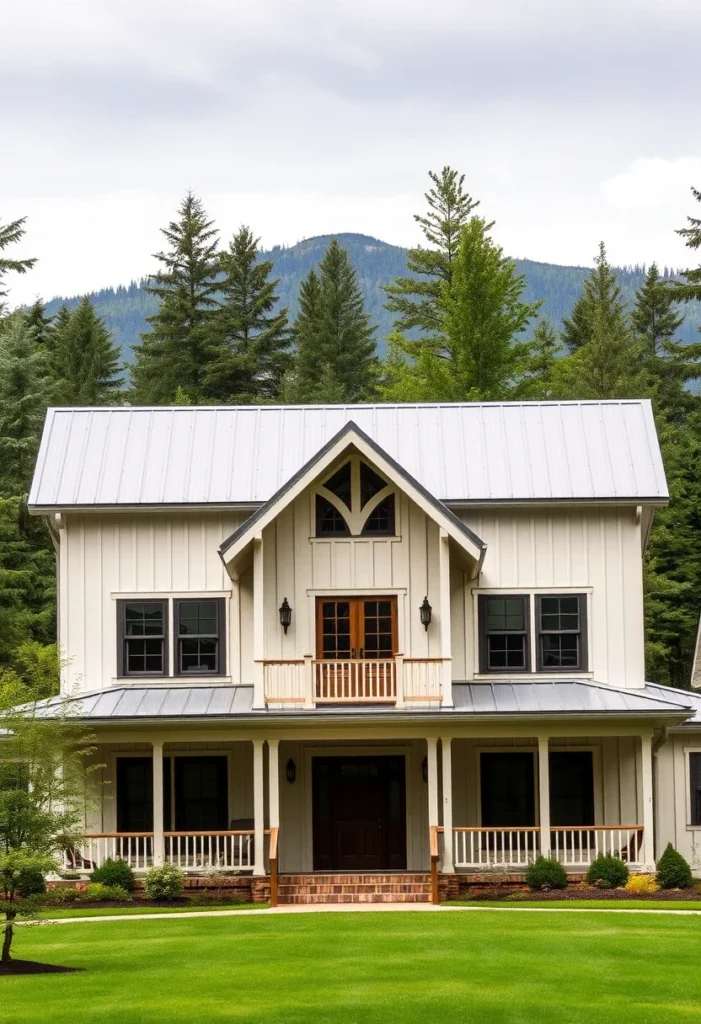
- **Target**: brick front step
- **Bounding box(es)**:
[277,873,438,905]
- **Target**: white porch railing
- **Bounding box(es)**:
[164,831,254,871]
[62,833,154,872]
[550,826,644,866]
[263,656,446,705]
[453,828,540,869]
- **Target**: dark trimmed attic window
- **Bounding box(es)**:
[361,494,395,535]
[360,463,387,508]
[316,495,350,536]
[323,462,351,509]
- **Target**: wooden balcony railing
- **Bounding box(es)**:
[62,833,154,872]
[452,825,645,870]
[550,826,644,866]
[164,831,255,871]
[453,828,540,869]
[263,655,447,706]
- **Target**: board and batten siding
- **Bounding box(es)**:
[59,513,243,692]
[451,507,646,688]
[655,733,701,870]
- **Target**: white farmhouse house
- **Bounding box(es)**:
[26,400,701,903]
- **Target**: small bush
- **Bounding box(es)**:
[83,882,132,902]
[656,844,693,889]
[44,886,81,904]
[16,867,47,898]
[625,874,659,895]
[90,858,136,892]
[143,863,185,901]
[586,855,629,889]
[525,857,568,891]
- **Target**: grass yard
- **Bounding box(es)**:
[446,899,701,911]
[39,903,264,919]
[3,910,701,1023]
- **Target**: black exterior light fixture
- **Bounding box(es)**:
[279,597,292,634]
[421,757,429,783]
[286,759,297,784]
[420,596,432,631]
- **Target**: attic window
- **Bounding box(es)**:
[360,463,387,508]
[323,462,351,509]
[316,495,350,536]
[361,495,395,535]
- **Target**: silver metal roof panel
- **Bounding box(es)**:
[29,401,668,510]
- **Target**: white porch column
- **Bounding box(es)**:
[426,737,439,829]
[268,739,280,832]
[440,737,454,873]
[438,529,453,708]
[640,733,655,871]
[152,741,164,866]
[252,738,266,876]
[537,736,551,858]
[252,533,265,709]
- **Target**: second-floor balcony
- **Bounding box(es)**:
[263,655,447,707]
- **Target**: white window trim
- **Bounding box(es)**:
[471,587,593,678]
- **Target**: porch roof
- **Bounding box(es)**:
[18,680,693,724]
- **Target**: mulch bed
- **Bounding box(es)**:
[463,887,701,902]
[0,960,83,976]
[47,898,250,910]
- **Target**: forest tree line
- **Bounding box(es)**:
[1,170,700,701]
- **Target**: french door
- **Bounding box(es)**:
[315,597,398,660]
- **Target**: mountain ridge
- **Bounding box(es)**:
[43,232,701,361]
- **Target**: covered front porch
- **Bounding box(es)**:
[69,722,656,888]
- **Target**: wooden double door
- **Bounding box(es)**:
[316,597,398,660]
[312,756,407,871]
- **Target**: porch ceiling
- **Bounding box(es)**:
[17,679,694,725]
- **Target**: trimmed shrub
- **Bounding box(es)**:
[586,855,629,889]
[656,844,693,889]
[16,866,47,898]
[83,882,132,902]
[44,886,81,904]
[143,863,185,901]
[525,856,568,891]
[625,874,659,895]
[90,857,136,892]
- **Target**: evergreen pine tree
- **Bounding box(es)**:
[203,226,290,403]
[384,167,480,344]
[24,299,52,346]
[0,217,36,316]
[517,317,561,399]
[131,192,221,404]
[293,241,377,403]
[0,497,56,664]
[382,218,540,402]
[554,308,646,400]
[0,314,48,496]
[676,185,701,303]
[48,296,123,406]
[561,242,628,352]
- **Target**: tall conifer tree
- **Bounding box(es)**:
[384,167,480,345]
[676,185,701,303]
[293,241,377,403]
[382,219,540,402]
[0,217,36,316]
[131,192,221,404]
[203,226,290,403]
[0,314,48,496]
[25,299,52,347]
[49,297,123,406]
[561,243,628,352]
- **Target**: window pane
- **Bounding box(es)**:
[488,634,526,671]
[361,495,395,536]
[125,602,163,637]
[179,600,218,637]
[360,463,387,508]
[322,462,351,508]
[316,495,349,536]
[180,638,218,673]
[487,597,525,632]
[541,634,579,668]
[126,637,164,674]
[690,753,701,827]
[541,596,580,632]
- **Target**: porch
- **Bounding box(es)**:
[69,729,654,889]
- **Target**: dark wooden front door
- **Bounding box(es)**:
[312,756,407,871]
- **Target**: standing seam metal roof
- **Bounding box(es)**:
[28,401,668,509]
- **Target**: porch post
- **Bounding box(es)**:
[152,741,164,866]
[252,738,266,876]
[268,739,280,832]
[438,529,453,708]
[440,737,454,873]
[426,737,439,829]
[252,534,265,710]
[640,733,655,871]
[537,736,551,858]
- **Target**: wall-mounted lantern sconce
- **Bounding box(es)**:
[286,758,297,784]
[421,756,428,783]
[419,597,432,631]
[279,597,292,634]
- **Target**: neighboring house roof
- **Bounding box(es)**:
[28,400,668,511]
[22,680,692,723]
[219,421,486,569]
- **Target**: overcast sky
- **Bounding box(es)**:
[3,0,701,305]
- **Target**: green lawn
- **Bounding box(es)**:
[4,911,701,1023]
[39,903,264,919]
[446,899,701,911]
